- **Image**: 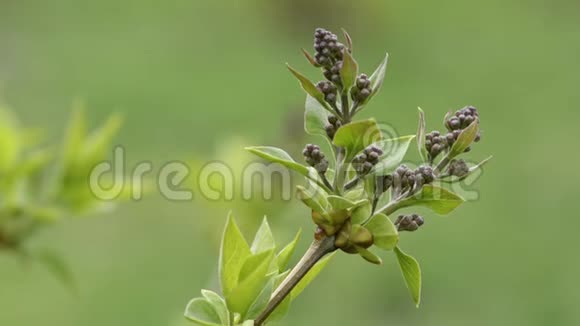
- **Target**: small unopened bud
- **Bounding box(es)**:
[395,214,425,232]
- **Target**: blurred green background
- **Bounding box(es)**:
[1,0,579,325]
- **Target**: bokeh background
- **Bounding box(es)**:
[1,0,579,325]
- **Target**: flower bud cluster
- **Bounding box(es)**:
[395,214,425,232]
[302,144,329,174]
[324,115,342,140]
[352,145,383,175]
[350,74,372,103]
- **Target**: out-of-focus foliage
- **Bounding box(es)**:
[0,104,123,283]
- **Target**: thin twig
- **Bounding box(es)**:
[254,236,336,325]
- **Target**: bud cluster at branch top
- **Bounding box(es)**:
[425,105,482,161]
[444,105,481,148]
[314,28,345,66]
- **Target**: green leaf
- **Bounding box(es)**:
[251,217,275,254]
[394,247,422,307]
[333,119,382,160]
[372,135,416,176]
[0,107,21,172]
[327,195,357,210]
[449,120,480,158]
[341,28,353,52]
[417,108,428,163]
[304,95,330,137]
[245,146,329,191]
[340,48,358,92]
[351,201,372,225]
[184,298,223,326]
[356,246,383,265]
[201,290,229,325]
[228,250,275,318]
[287,64,333,114]
[15,148,53,177]
[276,230,302,272]
[368,53,389,101]
[301,48,320,67]
[245,275,274,320]
[81,113,123,165]
[296,185,328,216]
[219,214,252,299]
[396,185,465,215]
[365,214,399,251]
[291,252,336,300]
[62,105,87,171]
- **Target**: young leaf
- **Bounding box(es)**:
[296,185,328,216]
[80,113,123,167]
[62,104,86,171]
[287,64,333,114]
[228,250,275,318]
[245,146,330,191]
[340,48,358,92]
[333,119,382,160]
[371,135,416,176]
[245,276,274,320]
[251,217,275,254]
[301,48,320,67]
[201,290,229,325]
[219,214,252,299]
[327,195,357,210]
[0,107,22,172]
[365,214,399,251]
[291,252,336,300]
[368,53,389,101]
[449,120,480,158]
[351,201,372,225]
[356,246,383,265]
[417,108,428,162]
[395,185,465,215]
[184,298,223,326]
[276,229,302,272]
[341,28,353,52]
[304,95,330,137]
[394,247,422,307]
